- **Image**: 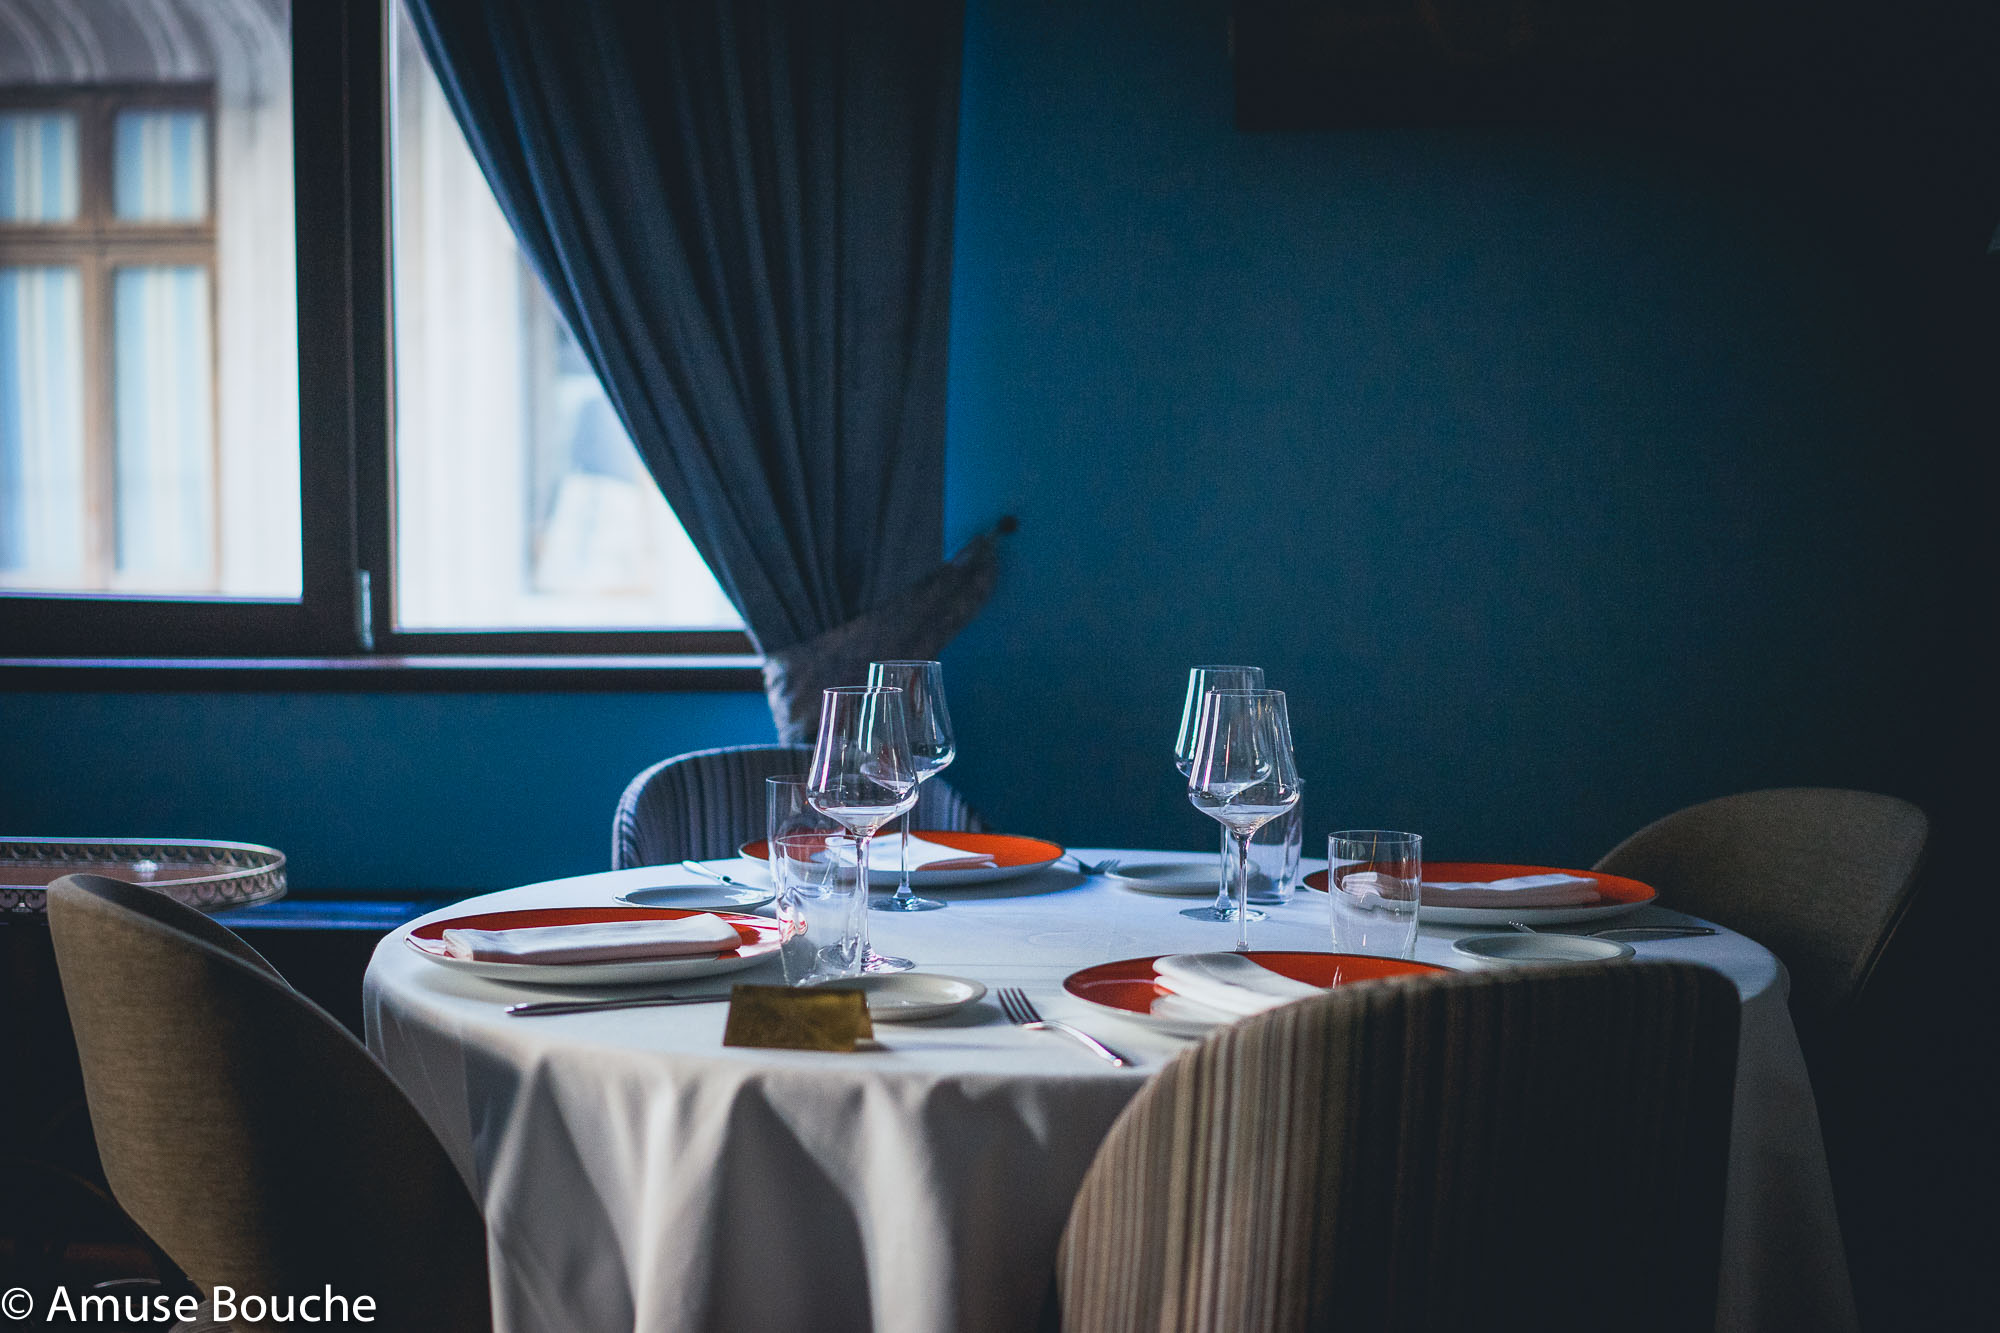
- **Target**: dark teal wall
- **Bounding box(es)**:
[0,692,773,891]
[0,0,1974,889]
[937,0,1959,865]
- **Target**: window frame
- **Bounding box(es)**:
[0,0,757,674]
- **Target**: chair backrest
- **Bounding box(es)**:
[612,741,986,869]
[46,876,489,1332]
[51,873,287,982]
[1595,788,1928,1039]
[1055,962,1740,1333]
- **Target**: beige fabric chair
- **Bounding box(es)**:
[1595,788,1928,1043]
[46,875,489,1332]
[1055,962,1739,1333]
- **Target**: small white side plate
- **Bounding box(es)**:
[615,883,776,911]
[1451,933,1635,967]
[810,972,987,1022]
[1105,861,1220,897]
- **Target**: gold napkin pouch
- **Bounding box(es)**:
[722,984,874,1051]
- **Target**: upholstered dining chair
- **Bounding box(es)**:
[1594,788,1928,1046]
[612,741,985,870]
[46,875,490,1332]
[1053,962,1740,1333]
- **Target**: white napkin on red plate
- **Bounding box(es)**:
[828,833,996,872]
[1153,953,1324,1018]
[1420,873,1600,908]
[441,914,741,964]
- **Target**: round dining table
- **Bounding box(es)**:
[363,849,1856,1333]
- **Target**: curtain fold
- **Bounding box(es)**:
[405,1,977,730]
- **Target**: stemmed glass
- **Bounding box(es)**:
[807,686,919,974]
[1174,665,1266,924]
[865,660,955,914]
[1185,689,1303,952]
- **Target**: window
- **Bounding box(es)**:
[387,2,739,634]
[0,0,750,669]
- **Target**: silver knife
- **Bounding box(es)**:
[680,859,749,886]
[506,993,728,1017]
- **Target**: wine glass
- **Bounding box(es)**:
[1174,665,1266,923]
[865,660,955,914]
[807,686,919,974]
[1185,689,1303,951]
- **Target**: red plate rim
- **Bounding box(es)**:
[1300,861,1656,907]
[406,905,778,960]
[739,830,1065,867]
[1064,950,1449,1017]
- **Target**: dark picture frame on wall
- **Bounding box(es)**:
[1232,0,1712,130]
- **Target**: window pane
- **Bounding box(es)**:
[0,266,85,581]
[114,266,214,585]
[0,112,78,222]
[114,109,210,222]
[0,0,298,600]
[390,0,740,632]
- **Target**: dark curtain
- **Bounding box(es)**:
[406,0,992,736]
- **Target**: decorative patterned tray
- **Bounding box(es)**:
[1,838,287,916]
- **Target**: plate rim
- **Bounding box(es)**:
[1300,860,1656,924]
[1063,949,1450,1034]
[738,830,1067,885]
[403,905,781,983]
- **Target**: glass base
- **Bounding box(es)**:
[862,950,915,973]
[871,892,946,912]
[1179,904,1267,923]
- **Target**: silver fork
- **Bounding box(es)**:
[1065,854,1122,876]
[995,987,1131,1067]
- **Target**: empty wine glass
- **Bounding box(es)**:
[1185,689,1303,951]
[807,686,919,974]
[1174,665,1266,923]
[865,660,955,914]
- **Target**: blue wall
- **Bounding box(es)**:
[0,692,772,892]
[0,0,1965,889]
[938,0,1951,865]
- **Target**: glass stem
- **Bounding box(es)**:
[1233,829,1254,952]
[853,833,872,973]
[897,811,913,902]
[1210,822,1232,915]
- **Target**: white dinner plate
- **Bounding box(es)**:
[404,906,783,986]
[614,882,777,911]
[1103,861,1221,897]
[1301,861,1658,927]
[740,832,1067,888]
[809,972,987,1022]
[1451,933,1635,967]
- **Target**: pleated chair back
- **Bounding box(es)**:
[1595,788,1927,1043]
[1055,962,1740,1333]
[47,876,490,1332]
[612,741,985,869]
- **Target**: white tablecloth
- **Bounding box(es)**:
[363,850,1856,1333]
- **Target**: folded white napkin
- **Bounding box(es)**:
[828,833,996,871]
[1419,873,1600,908]
[1153,953,1324,1018]
[441,914,741,965]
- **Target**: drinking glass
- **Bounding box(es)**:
[1173,665,1266,923]
[865,660,955,914]
[1185,689,1303,951]
[1328,830,1423,959]
[766,776,864,984]
[807,686,919,974]
[1245,804,1303,906]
